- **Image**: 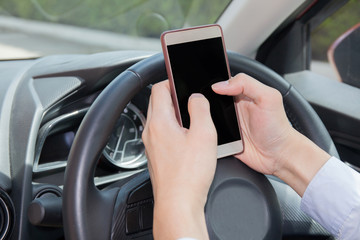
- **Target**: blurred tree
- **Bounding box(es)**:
[0,0,231,38]
[311,0,360,61]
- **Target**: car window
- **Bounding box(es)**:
[310,0,360,83]
[0,0,232,60]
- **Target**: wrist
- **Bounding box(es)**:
[153,199,208,240]
[274,129,330,196]
[154,187,208,211]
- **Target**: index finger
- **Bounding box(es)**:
[212,73,276,104]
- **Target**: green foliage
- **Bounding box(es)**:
[311,0,360,61]
[0,0,231,38]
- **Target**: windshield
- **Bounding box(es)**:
[0,0,232,60]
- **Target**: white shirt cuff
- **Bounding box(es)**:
[301,156,360,238]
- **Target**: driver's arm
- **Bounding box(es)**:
[213,73,360,239]
[142,81,217,240]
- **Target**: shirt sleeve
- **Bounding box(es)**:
[301,156,360,239]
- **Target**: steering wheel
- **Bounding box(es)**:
[63,52,338,240]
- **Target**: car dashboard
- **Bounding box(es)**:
[0,51,156,239]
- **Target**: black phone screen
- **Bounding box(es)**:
[167,37,241,145]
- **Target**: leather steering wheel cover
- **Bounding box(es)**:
[63,52,338,240]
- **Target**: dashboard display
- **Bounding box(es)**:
[103,103,147,169]
[35,101,148,173]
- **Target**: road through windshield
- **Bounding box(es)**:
[0,0,231,59]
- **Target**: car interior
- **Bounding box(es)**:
[0,0,359,239]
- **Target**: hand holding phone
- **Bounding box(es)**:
[161,24,243,158]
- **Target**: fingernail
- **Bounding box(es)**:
[189,93,204,99]
[211,80,229,90]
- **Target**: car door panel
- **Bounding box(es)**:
[285,70,360,169]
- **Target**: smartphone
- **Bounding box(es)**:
[161,24,243,158]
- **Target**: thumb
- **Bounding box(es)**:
[187,93,216,135]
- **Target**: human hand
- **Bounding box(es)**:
[212,73,294,175]
[212,73,330,196]
[142,80,217,239]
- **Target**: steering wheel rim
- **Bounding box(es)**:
[63,52,338,240]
